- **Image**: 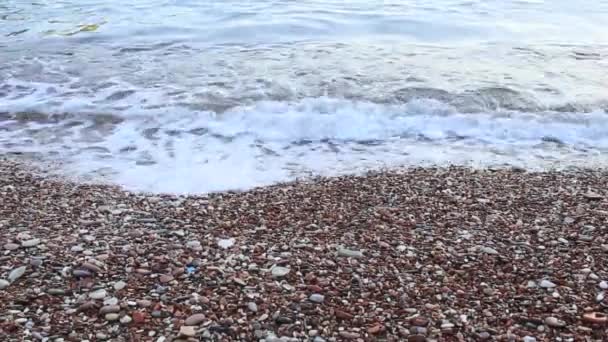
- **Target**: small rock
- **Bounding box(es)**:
[217,238,235,249]
[3,243,19,251]
[599,281,608,290]
[99,305,121,314]
[337,248,363,258]
[275,316,293,324]
[408,335,427,342]
[583,191,603,200]
[159,274,174,283]
[21,239,41,248]
[411,316,430,327]
[185,313,206,326]
[179,326,196,337]
[186,240,202,250]
[339,332,360,339]
[137,299,152,307]
[0,279,10,290]
[71,245,84,253]
[105,313,120,321]
[89,289,107,300]
[47,288,67,295]
[81,262,103,273]
[481,246,499,255]
[73,269,91,278]
[335,309,354,320]
[271,266,290,278]
[582,312,608,326]
[523,337,536,342]
[545,316,566,328]
[247,302,258,313]
[309,294,325,303]
[114,281,127,290]
[540,280,556,288]
[120,315,132,324]
[8,266,26,283]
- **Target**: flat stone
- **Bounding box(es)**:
[48,288,67,295]
[271,266,290,278]
[21,239,41,248]
[339,332,360,339]
[8,266,26,283]
[105,313,120,321]
[247,302,258,313]
[137,299,152,308]
[481,246,499,255]
[0,279,10,290]
[114,281,127,290]
[99,305,121,314]
[71,245,84,253]
[73,269,92,278]
[217,238,235,249]
[583,191,603,200]
[185,313,206,326]
[159,274,174,283]
[89,289,107,300]
[179,326,196,337]
[523,337,536,342]
[540,280,556,288]
[4,243,19,251]
[545,316,566,328]
[120,315,132,324]
[186,240,202,250]
[337,248,363,258]
[81,262,103,273]
[309,294,325,303]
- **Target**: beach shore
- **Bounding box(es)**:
[0,159,607,341]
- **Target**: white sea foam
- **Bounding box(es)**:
[1,96,607,193]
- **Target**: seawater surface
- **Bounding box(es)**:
[1,0,608,193]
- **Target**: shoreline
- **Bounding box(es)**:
[0,159,607,341]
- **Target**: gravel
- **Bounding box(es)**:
[1,159,607,340]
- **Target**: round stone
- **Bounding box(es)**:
[105,313,120,321]
[185,313,206,326]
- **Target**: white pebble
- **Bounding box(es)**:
[89,289,107,300]
[540,280,556,288]
[309,294,325,303]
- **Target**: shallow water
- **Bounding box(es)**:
[1,0,608,193]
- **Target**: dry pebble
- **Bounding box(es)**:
[1,160,608,340]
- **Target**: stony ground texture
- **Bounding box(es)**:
[1,159,607,341]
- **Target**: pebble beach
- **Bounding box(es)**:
[1,159,607,341]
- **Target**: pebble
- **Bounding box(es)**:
[337,248,363,258]
[159,274,174,283]
[179,326,196,337]
[540,280,556,288]
[137,299,152,307]
[247,302,258,312]
[545,316,566,328]
[73,270,92,278]
[4,243,19,251]
[599,281,608,290]
[217,238,235,249]
[48,288,67,295]
[523,337,537,342]
[186,240,202,250]
[81,262,103,273]
[481,246,498,255]
[89,289,107,300]
[309,294,325,303]
[8,266,26,283]
[338,332,360,339]
[114,280,127,290]
[99,305,121,314]
[120,315,132,324]
[21,238,41,248]
[271,266,290,278]
[70,245,83,253]
[0,279,10,290]
[105,313,120,321]
[185,313,206,326]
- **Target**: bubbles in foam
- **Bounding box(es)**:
[1,97,608,194]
